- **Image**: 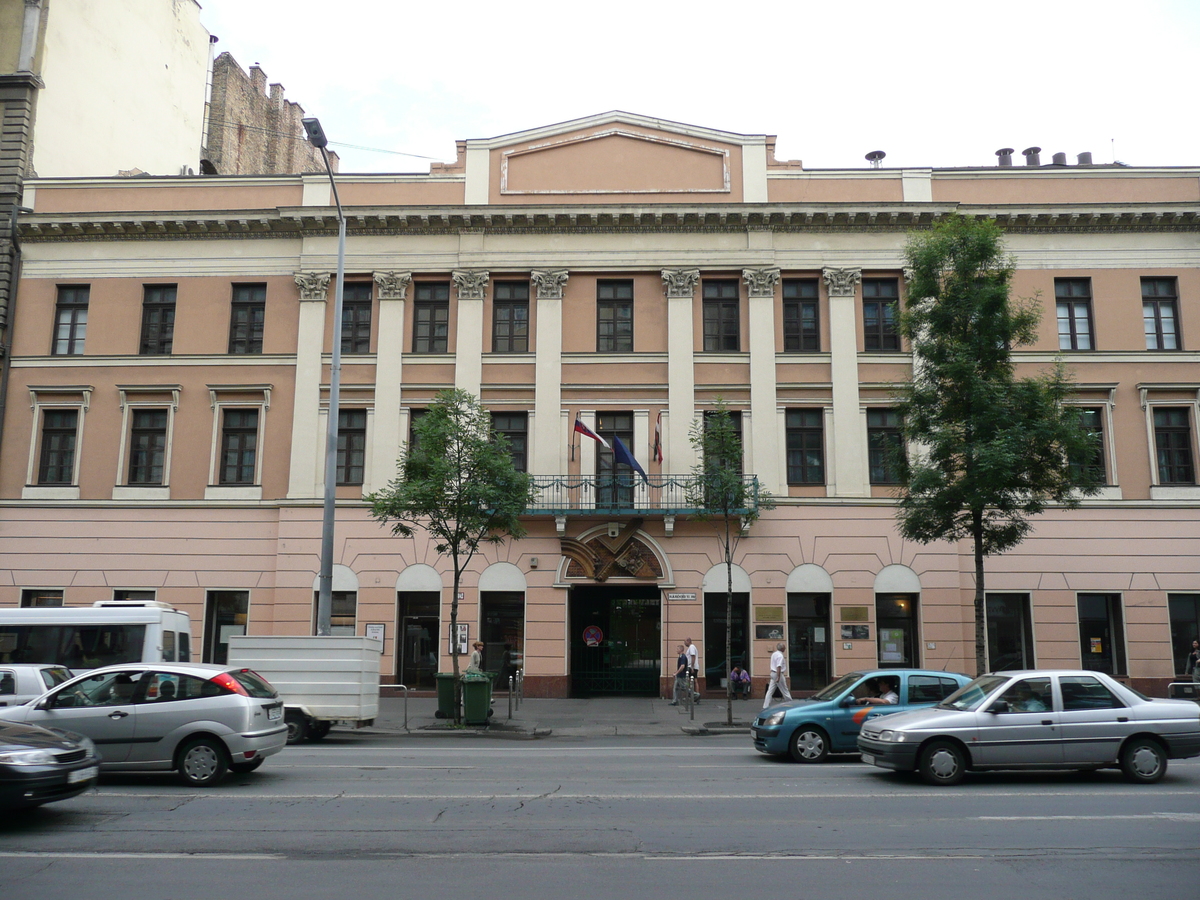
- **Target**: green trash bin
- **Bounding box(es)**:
[435,672,458,719]
[461,672,493,725]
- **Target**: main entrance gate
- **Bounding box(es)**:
[569,585,661,697]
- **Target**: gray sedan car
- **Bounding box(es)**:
[857,669,1200,785]
[0,662,287,787]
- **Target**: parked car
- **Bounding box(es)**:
[0,662,287,787]
[0,664,73,707]
[857,669,1200,785]
[752,669,972,762]
[0,720,99,811]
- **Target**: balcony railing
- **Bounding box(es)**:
[525,474,762,517]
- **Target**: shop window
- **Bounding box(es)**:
[1077,593,1126,676]
[876,593,919,667]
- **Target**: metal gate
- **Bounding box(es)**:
[570,586,661,697]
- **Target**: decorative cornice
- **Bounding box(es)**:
[531,269,569,300]
[294,271,330,301]
[742,267,780,298]
[823,267,862,297]
[452,269,490,301]
[661,268,700,299]
[373,271,411,301]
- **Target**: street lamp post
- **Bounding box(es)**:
[302,117,344,637]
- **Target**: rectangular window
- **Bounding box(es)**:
[1153,407,1195,484]
[228,283,266,354]
[128,408,168,485]
[782,279,819,352]
[313,591,357,636]
[597,280,634,352]
[1055,279,1094,350]
[786,409,825,484]
[407,408,426,455]
[876,593,919,667]
[702,280,740,351]
[20,589,64,608]
[1077,593,1126,676]
[1069,407,1107,483]
[336,409,367,485]
[702,409,744,475]
[862,279,900,351]
[596,411,634,509]
[413,283,449,353]
[53,286,89,355]
[38,409,78,485]
[341,282,373,354]
[140,284,177,355]
[492,282,529,352]
[867,408,903,484]
[491,411,528,472]
[1142,277,1180,351]
[1168,593,1200,675]
[219,408,258,485]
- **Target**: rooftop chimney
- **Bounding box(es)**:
[996,148,1014,167]
[1052,152,1068,166]
[1022,146,1041,166]
[1077,152,1093,166]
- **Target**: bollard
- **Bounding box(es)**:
[508,675,514,720]
[395,683,409,731]
[689,674,696,721]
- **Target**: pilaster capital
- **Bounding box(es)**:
[452,269,490,301]
[661,268,700,299]
[531,269,569,300]
[742,267,780,299]
[294,271,331,301]
[374,271,412,301]
[822,267,862,298]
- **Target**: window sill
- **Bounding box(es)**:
[22,485,80,500]
[205,485,262,501]
[1150,485,1200,500]
[112,486,170,501]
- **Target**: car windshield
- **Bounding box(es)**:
[229,668,277,699]
[810,672,866,702]
[939,675,1008,711]
[41,667,72,689]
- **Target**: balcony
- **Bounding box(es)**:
[526,474,762,524]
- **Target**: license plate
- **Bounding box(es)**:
[69,766,98,784]
[860,753,876,766]
[267,706,282,720]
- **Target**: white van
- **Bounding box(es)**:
[0,601,193,672]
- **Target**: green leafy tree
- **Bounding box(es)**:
[895,216,1102,675]
[686,400,774,725]
[368,389,535,723]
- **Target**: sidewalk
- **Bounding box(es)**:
[359,692,762,739]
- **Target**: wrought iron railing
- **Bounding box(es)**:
[525,474,761,516]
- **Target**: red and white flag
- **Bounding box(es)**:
[573,418,610,450]
[653,411,664,464]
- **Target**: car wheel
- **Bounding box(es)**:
[1119,738,1167,784]
[918,740,966,786]
[284,711,309,744]
[307,721,332,741]
[788,726,830,763]
[176,737,229,787]
[230,757,265,774]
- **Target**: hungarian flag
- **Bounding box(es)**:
[573,419,610,449]
[653,411,664,464]
[613,436,649,485]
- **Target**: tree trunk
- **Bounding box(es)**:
[450,552,462,725]
[972,511,987,677]
[725,514,734,726]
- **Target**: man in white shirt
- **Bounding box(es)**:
[762,642,793,708]
[684,638,699,701]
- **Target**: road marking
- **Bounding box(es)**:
[646,854,991,861]
[0,851,284,861]
[270,765,477,770]
[978,813,1200,821]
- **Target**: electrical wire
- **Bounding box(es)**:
[207,118,443,161]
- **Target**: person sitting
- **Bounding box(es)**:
[858,677,899,706]
[729,666,751,699]
[1010,684,1047,712]
[105,673,137,705]
[157,679,177,702]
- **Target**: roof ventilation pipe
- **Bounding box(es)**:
[865,150,886,168]
[1077,152,1093,165]
[1052,152,1068,165]
[1022,146,1041,166]
[996,148,1014,167]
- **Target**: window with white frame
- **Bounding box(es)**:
[114,386,179,492]
[206,386,270,496]
[25,387,92,497]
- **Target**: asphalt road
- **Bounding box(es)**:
[5,733,1198,900]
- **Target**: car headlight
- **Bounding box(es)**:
[762,711,786,727]
[0,748,58,765]
[875,730,907,743]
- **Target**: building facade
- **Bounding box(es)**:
[3,112,1199,697]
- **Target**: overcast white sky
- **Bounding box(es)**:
[197,0,1200,174]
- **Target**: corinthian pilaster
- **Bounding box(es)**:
[822,267,862,297]
[823,266,866,497]
[531,269,569,300]
[452,269,490,301]
[294,271,331,301]
[373,271,412,301]
[742,267,780,299]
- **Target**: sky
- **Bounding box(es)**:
[197,0,1200,175]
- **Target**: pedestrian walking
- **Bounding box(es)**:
[670,644,689,705]
[684,637,699,696]
[762,641,793,708]
[1187,639,1200,683]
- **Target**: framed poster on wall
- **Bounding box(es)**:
[449,623,469,655]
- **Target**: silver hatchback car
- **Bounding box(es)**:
[857,669,1200,785]
[0,662,287,787]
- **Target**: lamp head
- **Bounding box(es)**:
[302,117,328,149]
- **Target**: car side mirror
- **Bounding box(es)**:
[988,700,1010,714]
[839,697,855,708]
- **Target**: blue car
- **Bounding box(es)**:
[752,669,972,763]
